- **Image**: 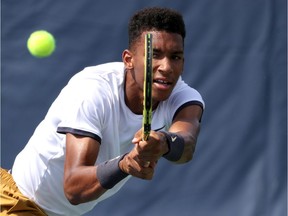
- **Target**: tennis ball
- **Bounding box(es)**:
[27,30,56,58]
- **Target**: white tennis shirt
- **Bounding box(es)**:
[12,62,204,216]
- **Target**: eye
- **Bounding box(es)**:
[171,54,183,60]
[153,52,160,59]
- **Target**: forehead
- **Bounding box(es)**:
[134,31,184,51]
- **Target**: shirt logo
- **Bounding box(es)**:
[171,136,177,142]
[154,125,166,131]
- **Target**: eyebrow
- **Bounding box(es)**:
[153,48,184,55]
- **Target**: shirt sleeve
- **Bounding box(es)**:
[56,78,111,143]
[166,78,205,122]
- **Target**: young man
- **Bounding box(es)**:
[1,7,204,216]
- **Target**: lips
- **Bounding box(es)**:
[153,78,172,90]
[153,79,172,85]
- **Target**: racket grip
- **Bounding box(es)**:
[142,124,150,141]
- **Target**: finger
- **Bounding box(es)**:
[124,160,153,179]
[142,161,150,168]
[149,161,157,169]
[136,167,154,180]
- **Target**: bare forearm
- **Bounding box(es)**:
[64,166,106,205]
[175,131,197,163]
[168,120,200,164]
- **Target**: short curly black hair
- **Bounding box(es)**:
[128,7,186,49]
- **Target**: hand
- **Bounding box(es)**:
[132,129,169,162]
[119,129,169,180]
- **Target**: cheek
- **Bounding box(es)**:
[176,59,184,72]
[133,64,145,88]
[173,62,184,78]
[132,55,144,82]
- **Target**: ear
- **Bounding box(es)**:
[122,49,133,69]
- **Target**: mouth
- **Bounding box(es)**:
[153,78,172,90]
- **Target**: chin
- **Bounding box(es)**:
[153,92,171,102]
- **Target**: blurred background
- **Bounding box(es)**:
[1,0,286,216]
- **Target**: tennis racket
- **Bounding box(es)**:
[142,33,153,141]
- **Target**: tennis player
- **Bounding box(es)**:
[1,7,204,216]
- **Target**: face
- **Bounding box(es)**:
[123,31,184,105]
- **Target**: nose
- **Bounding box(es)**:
[157,57,173,75]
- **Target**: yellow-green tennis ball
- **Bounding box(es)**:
[27,30,56,58]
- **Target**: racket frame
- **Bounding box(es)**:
[142,33,153,141]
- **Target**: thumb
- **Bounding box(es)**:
[132,137,141,144]
[132,128,143,143]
